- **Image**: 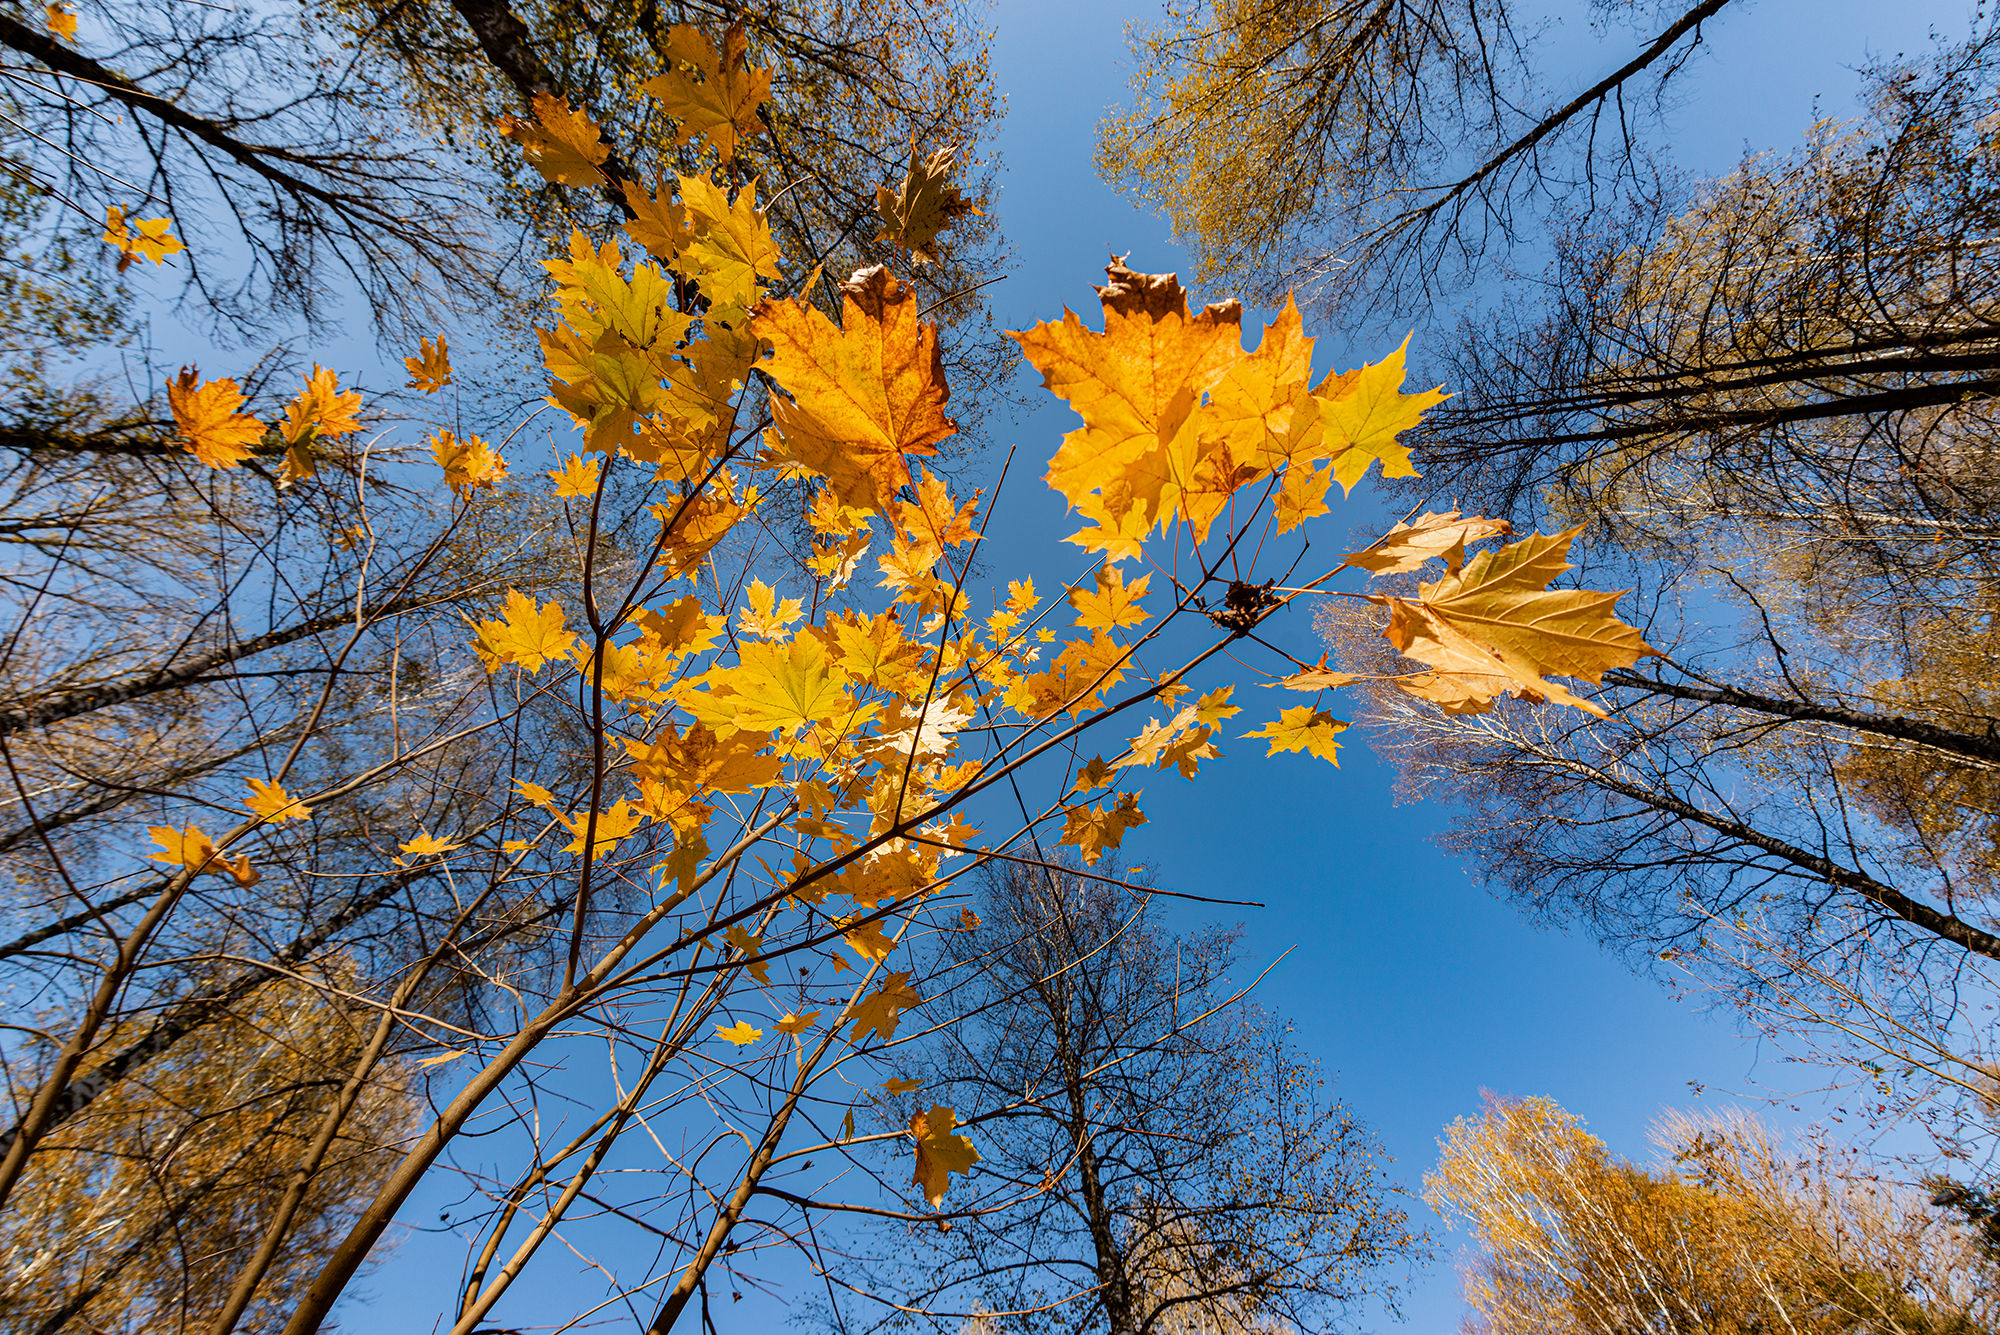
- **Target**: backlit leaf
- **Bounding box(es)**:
[641,24,769,162]
[1059,792,1147,865]
[716,1020,763,1046]
[167,369,262,469]
[1243,706,1346,764]
[497,90,609,187]
[910,1103,979,1207]
[404,335,452,393]
[876,142,983,265]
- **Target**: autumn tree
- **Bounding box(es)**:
[819,859,1417,1335]
[0,26,1656,1335]
[1427,1095,1998,1335]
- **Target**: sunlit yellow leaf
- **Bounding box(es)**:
[910,1103,979,1207]
[716,1020,764,1045]
[497,90,609,187]
[1243,705,1346,764]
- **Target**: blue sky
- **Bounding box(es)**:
[110,0,1973,1327]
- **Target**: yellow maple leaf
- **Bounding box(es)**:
[404,335,452,393]
[737,580,803,640]
[45,4,75,39]
[1379,525,1659,720]
[677,173,782,316]
[1068,563,1151,632]
[753,265,958,514]
[1011,259,1246,560]
[471,589,578,674]
[621,177,693,259]
[167,369,263,469]
[696,626,851,735]
[641,24,769,162]
[244,777,312,823]
[147,823,218,872]
[279,366,363,446]
[1194,684,1240,726]
[103,206,182,271]
[1068,755,1116,795]
[548,454,601,499]
[1267,656,1359,691]
[1243,706,1347,764]
[1273,459,1335,534]
[431,430,509,495]
[775,1010,821,1034]
[497,90,609,187]
[1308,334,1448,494]
[958,907,981,931]
[716,1019,764,1046]
[845,971,920,1043]
[560,799,644,858]
[910,1103,979,1207]
[398,831,464,858]
[1058,792,1147,865]
[1345,511,1512,575]
[844,920,898,964]
[876,142,984,265]
[884,1076,922,1093]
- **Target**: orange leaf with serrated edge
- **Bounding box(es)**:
[497,91,609,186]
[405,335,452,393]
[549,454,600,498]
[1059,792,1146,865]
[279,366,362,446]
[45,5,75,40]
[678,174,782,315]
[398,831,463,858]
[641,24,769,162]
[775,1011,820,1034]
[716,1020,763,1045]
[910,1104,979,1207]
[1345,511,1512,576]
[621,177,692,259]
[1069,755,1115,795]
[1378,525,1659,719]
[753,265,957,514]
[148,824,217,871]
[1011,259,1244,560]
[167,369,261,468]
[844,920,897,964]
[244,778,311,823]
[1244,706,1346,764]
[1069,563,1150,632]
[845,972,920,1043]
[432,431,508,495]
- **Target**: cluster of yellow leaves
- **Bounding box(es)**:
[103,206,182,271]
[276,366,363,486]
[433,431,509,495]
[1013,261,1445,561]
[471,591,578,674]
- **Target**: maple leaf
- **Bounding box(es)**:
[549,454,600,498]
[725,924,770,984]
[775,1010,820,1034]
[167,369,262,468]
[404,335,452,393]
[1268,657,1359,691]
[692,633,851,735]
[884,1076,922,1093]
[1378,525,1659,719]
[497,90,609,186]
[621,177,692,259]
[431,431,508,495]
[219,853,259,888]
[1244,706,1347,764]
[1059,792,1147,865]
[737,580,803,640]
[561,799,643,858]
[846,971,920,1043]
[1273,460,1334,534]
[398,831,464,859]
[44,4,75,39]
[244,778,311,823]
[876,142,984,265]
[678,174,782,315]
[103,206,182,271]
[148,824,218,872]
[957,907,981,931]
[1012,258,1246,560]
[1069,563,1151,632]
[910,1104,979,1207]
[753,265,958,513]
[716,1020,764,1046]
[471,590,578,674]
[1194,684,1240,726]
[1345,511,1513,576]
[279,366,363,447]
[1307,334,1448,494]
[844,920,898,964]
[1068,755,1116,795]
[894,468,981,548]
[641,24,769,162]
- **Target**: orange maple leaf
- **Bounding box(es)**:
[641,24,769,162]
[910,1104,979,1207]
[404,335,452,393]
[497,90,609,187]
[1058,792,1147,865]
[432,430,509,495]
[103,206,182,271]
[752,265,958,514]
[167,369,263,469]
[279,366,363,446]
[244,777,312,823]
